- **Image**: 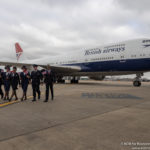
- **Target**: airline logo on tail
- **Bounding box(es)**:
[15,43,23,61]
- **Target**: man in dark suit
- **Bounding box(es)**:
[0,69,4,99]
[31,64,43,102]
[43,65,55,102]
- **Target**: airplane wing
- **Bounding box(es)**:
[0,61,81,75]
[0,43,81,76]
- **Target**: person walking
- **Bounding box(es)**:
[43,65,55,102]
[20,66,30,101]
[0,69,4,99]
[3,65,11,100]
[31,64,43,102]
[9,66,20,101]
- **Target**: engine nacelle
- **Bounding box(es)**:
[89,75,105,81]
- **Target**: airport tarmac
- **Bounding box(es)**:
[0,80,150,150]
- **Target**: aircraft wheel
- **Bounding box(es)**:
[71,79,79,84]
[57,79,65,84]
[133,81,141,87]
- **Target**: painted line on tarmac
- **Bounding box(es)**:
[0,100,19,107]
[0,92,44,108]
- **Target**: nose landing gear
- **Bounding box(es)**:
[133,80,141,87]
[133,73,143,87]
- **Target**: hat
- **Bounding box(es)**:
[5,65,10,70]
[33,64,38,67]
[21,65,27,69]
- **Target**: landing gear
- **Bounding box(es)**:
[70,77,79,84]
[71,79,79,84]
[133,73,143,87]
[57,77,65,83]
[57,79,65,83]
[133,80,141,87]
[56,76,79,84]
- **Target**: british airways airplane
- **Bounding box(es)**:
[0,38,150,87]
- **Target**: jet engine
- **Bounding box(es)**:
[89,75,105,81]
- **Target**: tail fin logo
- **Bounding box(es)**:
[15,43,23,61]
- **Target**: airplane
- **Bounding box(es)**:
[0,38,150,87]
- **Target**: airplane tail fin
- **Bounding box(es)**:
[15,43,23,62]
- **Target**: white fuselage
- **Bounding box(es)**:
[31,38,150,77]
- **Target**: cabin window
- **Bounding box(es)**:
[131,55,135,58]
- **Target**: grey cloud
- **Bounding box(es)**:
[34,0,87,7]
[115,0,150,12]
[115,0,150,35]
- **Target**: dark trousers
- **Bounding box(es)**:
[46,83,53,100]
[32,83,40,99]
[0,84,3,96]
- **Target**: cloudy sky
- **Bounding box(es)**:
[0,0,150,62]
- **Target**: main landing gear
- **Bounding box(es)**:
[133,73,143,87]
[56,76,79,84]
[70,77,79,84]
[57,77,65,83]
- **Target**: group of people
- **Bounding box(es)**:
[0,64,54,103]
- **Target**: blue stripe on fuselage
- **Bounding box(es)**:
[63,58,150,72]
